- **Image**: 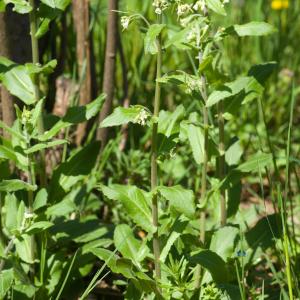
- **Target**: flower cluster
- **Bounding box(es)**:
[121,16,130,30]
[153,0,170,15]
[134,109,150,126]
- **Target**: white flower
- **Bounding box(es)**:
[121,16,130,30]
[177,4,192,17]
[155,7,162,14]
[24,212,34,219]
[193,0,206,13]
[134,109,150,126]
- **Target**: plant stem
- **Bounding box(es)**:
[218,101,226,226]
[151,14,162,281]
[195,55,209,289]
[29,0,46,186]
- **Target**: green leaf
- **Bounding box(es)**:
[25,139,67,154]
[4,193,18,233]
[225,140,243,166]
[1,65,35,105]
[248,62,277,85]
[206,77,251,107]
[206,0,227,16]
[15,234,34,263]
[40,0,70,10]
[25,221,54,234]
[25,59,57,75]
[157,185,195,218]
[210,226,239,261]
[3,0,32,13]
[40,94,105,141]
[50,141,100,194]
[0,120,26,142]
[190,249,228,283]
[144,24,165,55]
[160,217,188,263]
[33,188,48,211]
[101,184,154,233]
[158,105,185,137]
[46,197,76,217]
[100,105,148,128]
[237,153,272,173]
[0,144,17,162]
[0,269,14,299]
[0,179,37,192]
[114,224,147,265]
[233,22,276,37]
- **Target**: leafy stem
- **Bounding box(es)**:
[218,101,226,226]
[151,14,163,281]
[29,0,46,186]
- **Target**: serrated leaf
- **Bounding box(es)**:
[144,24,165,55]
[158,185,195,218]
[101,184,154,233]
[233,22,276,36]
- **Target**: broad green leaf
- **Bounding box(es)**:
[40,94,105,141]
[4,193,18,233]
[88,248,119,273]
[15,234,34,263]
[40,0,70,10]
[206,77,251,107]
[101,184,154,233]
[225,140,243,166]
[25,139,67,154]
[46,198,77,217]
[1,65,35,105]
[114,224,147,265]
[248,62,277,84]
[206,0,227,16]
[51,141,100,193]
[25,221,54,234]
[158,105,185,137]
[158,185,195,218]
[100,105,148,128]
[0,145,17,162]
[0,269,14,299]
[0,179,37,192]
[3,0,32,13]
[144,24,166,55]
[210,226,240,261]
[190,249,228,283]
[237,153,272,173]
[160,217,188,263]
[233,22,276,37]
[33,188,48,211]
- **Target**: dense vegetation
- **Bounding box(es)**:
[0,0,299,299]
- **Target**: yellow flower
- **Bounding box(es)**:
[271,0,289,10]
